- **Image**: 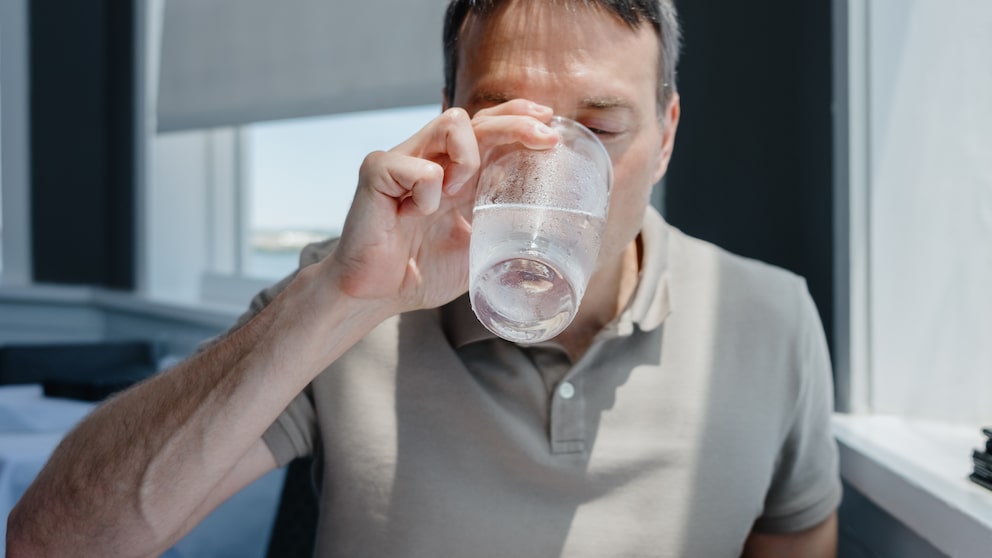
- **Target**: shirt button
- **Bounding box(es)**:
[558,381,576,400]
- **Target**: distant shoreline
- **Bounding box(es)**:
[251,229,338,253]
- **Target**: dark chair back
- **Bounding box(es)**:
[266,456,319,558]
[0,340,158,401]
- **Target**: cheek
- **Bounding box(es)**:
[602,165,653,254]
[607,179,652,228]
[607,148,655,216]
[596,130,664,255]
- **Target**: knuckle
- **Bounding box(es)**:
[424,161,445,182]
[360,150,388,171]
[442,107,470,125]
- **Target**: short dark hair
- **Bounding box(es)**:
[442,0,681,110]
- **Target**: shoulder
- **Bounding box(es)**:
[662,224,831,418]
[667,226,816,335]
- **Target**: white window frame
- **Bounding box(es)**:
[832,1,992,553]
[137,0,263,312]
[0,0,32,286]
[832,0,871,415]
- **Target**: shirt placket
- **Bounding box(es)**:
[531,349,588,454]
[549,371,586,454]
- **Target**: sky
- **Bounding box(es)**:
[246,104,442,233]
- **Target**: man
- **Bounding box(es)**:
[8,1,841,556]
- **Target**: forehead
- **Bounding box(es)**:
[453,1,659,109]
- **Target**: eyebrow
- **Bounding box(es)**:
[467,91,515,108]
[579,96,634,111]
[468,91,635,112]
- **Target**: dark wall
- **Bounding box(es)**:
[837,482,948,558]
[666,0,834,351]
[30,0,135,288]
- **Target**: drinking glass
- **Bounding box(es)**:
[469,116,613,343]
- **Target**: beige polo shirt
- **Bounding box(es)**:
[255,207,840,557]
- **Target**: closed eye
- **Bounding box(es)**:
[586,127,622,139]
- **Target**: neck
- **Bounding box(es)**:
[555,237,642,360]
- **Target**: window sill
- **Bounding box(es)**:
[0,283,240,329]
[833,413,992,556]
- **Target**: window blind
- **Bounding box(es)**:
[157,0,446,132]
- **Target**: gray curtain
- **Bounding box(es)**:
[157,0,446,132]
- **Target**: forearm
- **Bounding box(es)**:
[7,100,510,555]
[6,263,391,557]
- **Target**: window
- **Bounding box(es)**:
[243,105,441,280]
[144,105,441,307]
[839,0,991,425]
[140,0,447,307]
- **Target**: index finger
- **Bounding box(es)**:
[393,108,480,195]
[469,99,559,154]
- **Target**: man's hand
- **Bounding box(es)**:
[325,100,558,314]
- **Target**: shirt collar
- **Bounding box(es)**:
[443,206,673,349]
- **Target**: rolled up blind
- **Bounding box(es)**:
[157,0,446,132]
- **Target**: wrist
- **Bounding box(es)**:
[269,262,397,369]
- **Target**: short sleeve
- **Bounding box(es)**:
[262,385,318,466]
[752,281,842,533]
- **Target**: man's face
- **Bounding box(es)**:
[451,1,679,265]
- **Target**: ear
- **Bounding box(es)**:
[442,88,450,111]
[651,92,681,184]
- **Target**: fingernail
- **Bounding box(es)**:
[535,123,554,136]
[447,180,463,194]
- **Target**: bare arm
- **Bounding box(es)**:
[6,266,390,557]
[6,101,556,557]
[741,513,838,558]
